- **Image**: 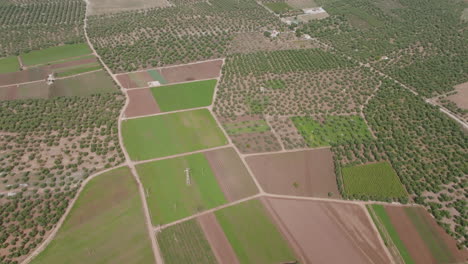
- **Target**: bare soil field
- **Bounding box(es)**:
[197,213,240,264]
[231,131,282,154]
[88,0,169,15]
[447,81,468,109]
[116,73,138,89]
[265,198,391,264]
[48,57,98,70]
[0,68,47,86]
[204,147,258,202]
[160,59,223,83]
[385,206,468,264]
[286,0,317,9]
[246,148,340,198]
[18,81,50,99]
[0,85,18,100]
[125,88,161,118]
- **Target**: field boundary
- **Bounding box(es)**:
[115,58,225,76]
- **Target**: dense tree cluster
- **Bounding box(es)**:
[87,0,284,72]
[0,0,85,57]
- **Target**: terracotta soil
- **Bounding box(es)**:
[204,147,258,202]
[116,74,137,89]
[197,213,240,264]
[385,206,468,264]
[124,88,161,118]
[48,57,97,70]
[0,85,18,100]
[265,198,391,264]
[231,131,282,154]
[0,68,47,86]
[246,148,341,198]
[160,59,223,83]
[447,81,468,109]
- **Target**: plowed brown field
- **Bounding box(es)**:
[197,213,240,264]
[125,88,161,117]
[160,59,223,83]
[265,198,391,264]
[246,148,340,198]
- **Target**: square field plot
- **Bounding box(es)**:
[151,79,217,112]
[137,153,228,225]
[20,43,92,66]
[342,161,407,199]
[122,109,227,160]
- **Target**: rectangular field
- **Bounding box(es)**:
[51,70,118,97]
[122,109,228,160]
[20,43,92,66]
[224,119,271,135]
[0,56,20,74]
[137,153,227,225]
[264,2,294,14]
[246,148,340,198]
[157,219,218,264]
[342,161,407,199]
[291,115,373,147]
[125,88,161,118]
[31,167,154,264]
[215,199,297,264]
[151,79,217,112]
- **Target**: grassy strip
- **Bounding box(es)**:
[215,199,297,264]
[151,79,217,112]
[157,220,217,264]
[55,65,101,77]
[21,43,92,66]
[136,153,227,225]
[264,2,294,14]
[32,167,154,264]
[0,56,20,74]
[224,120,270,135]
[370,205,414,264]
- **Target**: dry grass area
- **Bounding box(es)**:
[88,0,170,15]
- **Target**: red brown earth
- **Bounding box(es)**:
[0,85,18,100]
[231,131,282,154]
[385,206,468,264]
[197,213,240,264]
[265,198,392,264]
[116,74,137,89]
[160,59,223,83]
[204,147,258,202]
[246,148,341,198]
[447,82,468,109]
[0,68,47,86]
[124,88,161,117]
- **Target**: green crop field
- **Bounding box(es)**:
[137,153,227,225]
[157,220,217,264]
[51,70,117,97]
[292,115,372,147]
[342,162,407,199]
[224,120,270,135]
[0,56,20,74]
[122,109,228,160]
[32,167,154,264]
[21,43,92,66]
[264,2,294,14]
[264,79,286,90]
[368,205,414,264]
[215,199,297,264]
[151,79,217,112]
[54,62,101,77]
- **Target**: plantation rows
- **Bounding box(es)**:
[0,94,125,193]
[333,79,467,247]
[0,0,85,56]
[298,0,467,97]
[88,0,283,72]
[0,189,77,263]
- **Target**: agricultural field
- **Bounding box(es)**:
[367,205,467,264]
[87,0,169,15]
[32,167,155,264]
[20,44,92,67]
[0,0,86,57]
[223,119,271,135]
[157,219,217,264]
[51,70,118,97]
[292,115,373,147]
[334,80,468,245]
[116,59,223,89]
[151,79,217,112]
[122,109,227,160]
[215,199,298,264]
[136,153,227,225]
[87,0,284,72]
[342,162,407,200]
[0,56,20,74]
[0,82,50,101]
[246,148,340,198]
[265,198,392,264]
[264,2,295,14]
[124,88,161,118]
[438,81,468,122]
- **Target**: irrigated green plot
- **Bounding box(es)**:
[224,120,270,135]
[54,62,101,77]
[151,79,217,112]
[32,167,154,264]
[137,153,227,225]
[368,205,414,264]
[0,56,20,74]
[292,115,372,147]
[51,70,117,97]
[157,219,217,264]
[122,109,227,160]
[342,161,407,199]
[21,43,92,66]
[264,2,294,14]
[215,199,297,264]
